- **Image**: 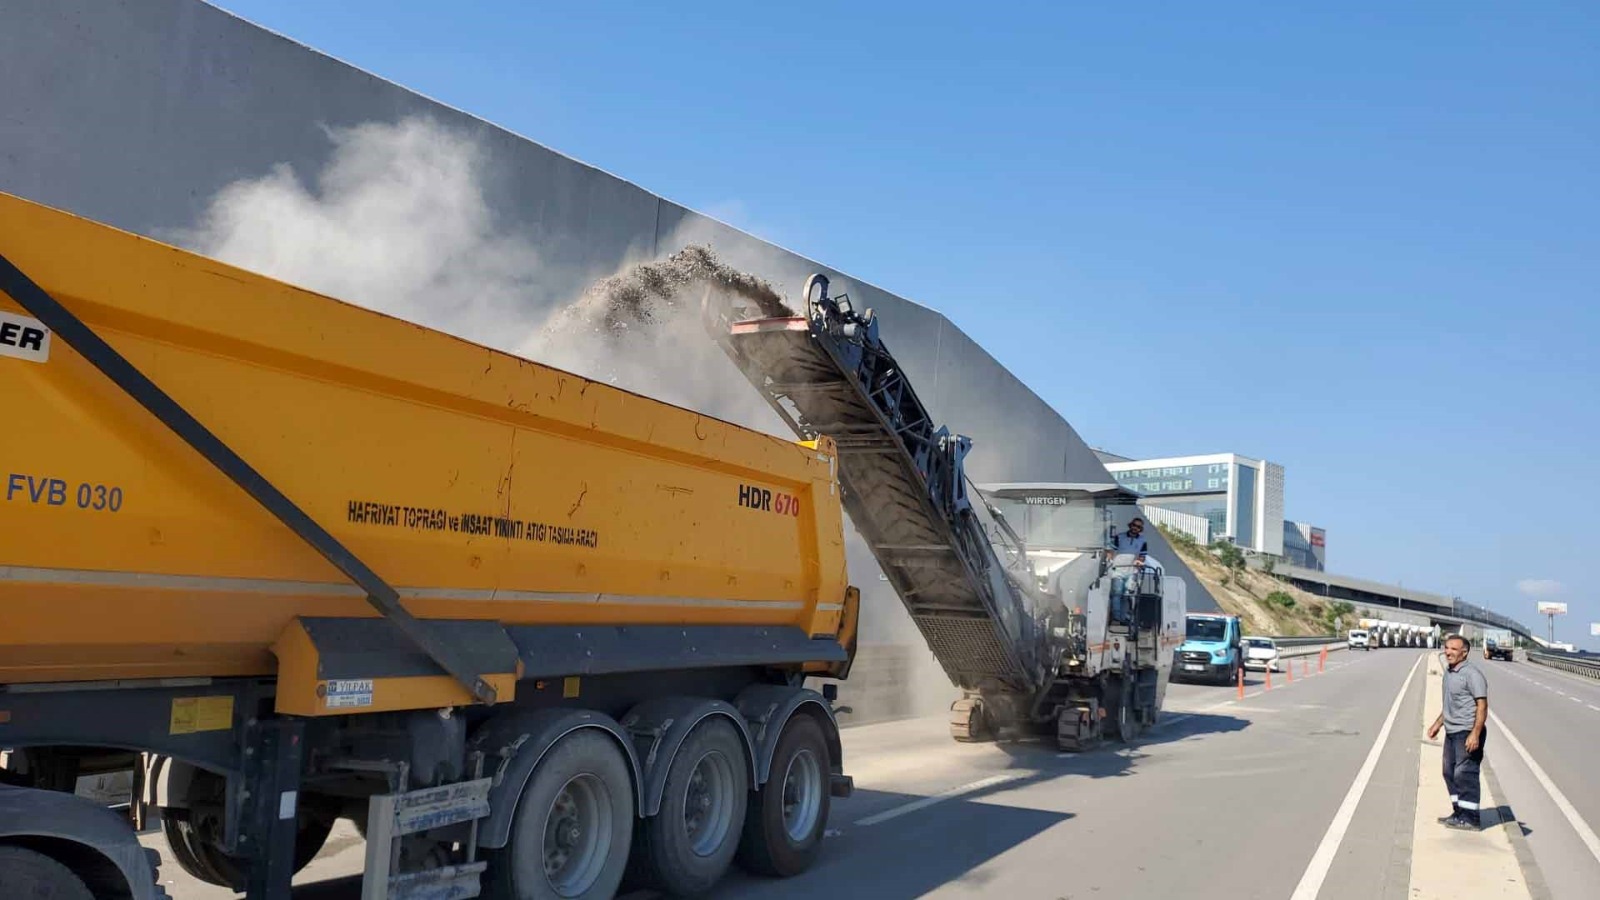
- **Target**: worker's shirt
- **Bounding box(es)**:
[1442,660,1488,733]
[1112,530,1148,556]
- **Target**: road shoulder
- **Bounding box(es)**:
[1410,654,1531,899]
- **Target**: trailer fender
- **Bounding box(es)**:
[733,685,849,795]
[0,784,167,900]
[620,696,758,817]
[469,708,642,850]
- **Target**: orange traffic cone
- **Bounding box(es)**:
[1265,665,1273,690]
[1237,663,1245,700]
[1286,661,1293,683]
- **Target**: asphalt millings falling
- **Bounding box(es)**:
[562,244,791,334]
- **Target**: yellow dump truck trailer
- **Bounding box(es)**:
[0,192,859,900]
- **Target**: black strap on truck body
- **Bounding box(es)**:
[0,251,497,705]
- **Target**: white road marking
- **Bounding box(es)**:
[1289,653,1425,900]
[1589,705,1600,713]
[1571,697,1583,703]
[1489,710,1600,868]
[853,772,1026,826]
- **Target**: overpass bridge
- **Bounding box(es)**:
[1276,563,1536,639]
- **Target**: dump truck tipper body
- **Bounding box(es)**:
[0,193,860,899]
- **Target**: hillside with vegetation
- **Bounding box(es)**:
[1157,524,1373,638]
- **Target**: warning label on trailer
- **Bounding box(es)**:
[169,696,234,735]
[345,500,600,549]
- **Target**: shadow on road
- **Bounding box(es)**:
[228,713,1251,899]
[709,791,1073,899]
[1482,804,1530,836]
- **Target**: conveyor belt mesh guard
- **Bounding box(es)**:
[719,276,1045,693]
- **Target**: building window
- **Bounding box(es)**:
[1234,464,1256,549]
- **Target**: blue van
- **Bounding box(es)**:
[1173,614,1243,684]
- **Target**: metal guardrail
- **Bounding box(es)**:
[1528,650,1600,680]
[1279,642,1347,658]
[1271,635,1339,648]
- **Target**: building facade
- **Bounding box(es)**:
[1282,520,1327,571]
[1098,451,1292,558]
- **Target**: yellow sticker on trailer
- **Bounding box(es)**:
[169,696,234,735]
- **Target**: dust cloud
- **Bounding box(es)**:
[174,115,954,724]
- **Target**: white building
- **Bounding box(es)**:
[1097,452,1288,557]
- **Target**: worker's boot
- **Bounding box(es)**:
[1436,804,1461,824]
[1441,813,1480,831]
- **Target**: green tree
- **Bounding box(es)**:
[1211,540,1246,573]
[1266,590,1296,609]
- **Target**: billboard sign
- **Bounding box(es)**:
[1309,528,1326,547]
[1591,623,1600,637]
[1537,601,1568,615]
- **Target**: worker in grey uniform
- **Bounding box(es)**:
[1427,633,1489,830]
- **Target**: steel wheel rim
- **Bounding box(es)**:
[683,750,738,857]
[541,773,612,897]
[780,748,823,842]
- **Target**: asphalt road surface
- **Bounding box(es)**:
[146,649,1599,899]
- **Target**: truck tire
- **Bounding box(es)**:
[161,795,337,888]
[0,846,96,900]
[630,717,749,895]
[485,728,634,900]
[736,714,830,877]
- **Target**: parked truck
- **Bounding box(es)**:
[713,276,1187,751]
[0,193,868,900]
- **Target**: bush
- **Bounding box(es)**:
[1266,590,1296,609]
[1158,523,1200,554]
[1211,540,1246,573]
[1324,600,1356,632]
[1261,556,1277,576]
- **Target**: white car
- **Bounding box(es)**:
[1348,629,1371,650]
[1243,637,1281,672]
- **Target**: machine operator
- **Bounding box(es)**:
[1111,516,1150,567]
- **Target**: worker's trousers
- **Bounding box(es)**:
[1443,729,1486,817]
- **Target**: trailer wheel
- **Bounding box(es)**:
[0,846,96,900]
[737,714,829,878]
[160,794,337,888]
[486,729,634,900]
[629,717,749,894]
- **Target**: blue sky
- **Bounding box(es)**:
[217,1,1599,646]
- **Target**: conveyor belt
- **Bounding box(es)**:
[719,276,1045,694]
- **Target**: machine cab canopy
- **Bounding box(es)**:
[978,482,1143,554]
